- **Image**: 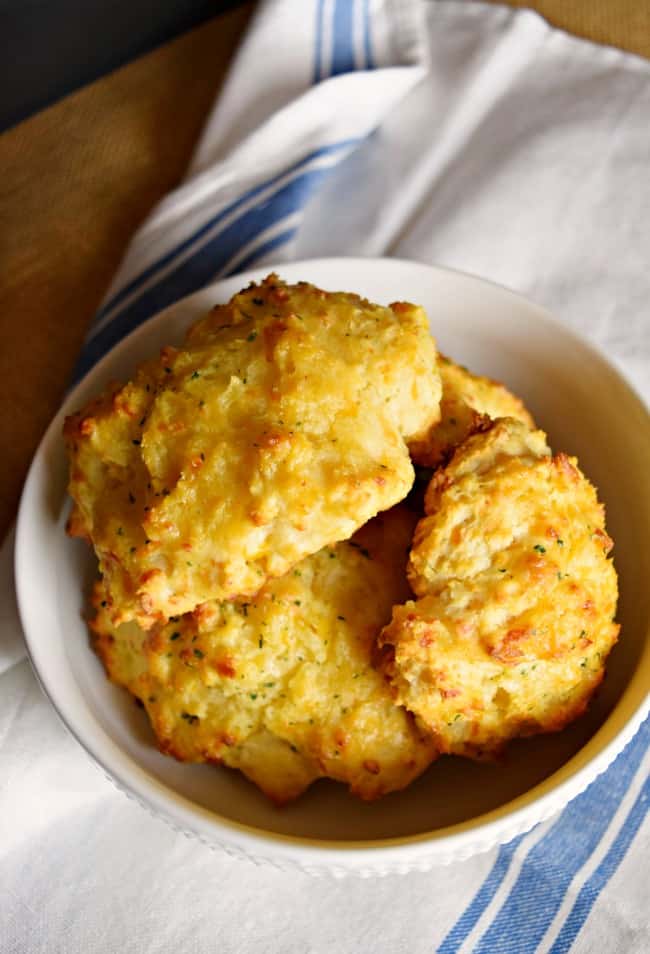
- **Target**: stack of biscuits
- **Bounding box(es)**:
[64,276,618,803]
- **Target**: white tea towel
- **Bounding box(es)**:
[2,2,649,952]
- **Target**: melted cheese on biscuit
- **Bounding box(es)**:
[92,507,437,803]
[410,355,535,469]
[66,276,440,627]
[379,419,619,758]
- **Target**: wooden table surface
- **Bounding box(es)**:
[1,0,648,542]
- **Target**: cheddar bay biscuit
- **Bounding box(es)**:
[92,507,437,803]
[66,276,441,627]
[410,355,534,469]
[379,418,619,759]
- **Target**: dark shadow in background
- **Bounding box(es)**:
[0,0,248,131]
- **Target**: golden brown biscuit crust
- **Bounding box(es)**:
[66,276,441,627]
[378,419,619,759]
[410,355,535,469]
[92,506,438,803]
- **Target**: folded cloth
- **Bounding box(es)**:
[73,0,427,380]
[2,2,649,952]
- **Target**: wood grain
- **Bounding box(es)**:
[485,0,650,59]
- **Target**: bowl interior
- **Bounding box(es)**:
[17,258,650,845]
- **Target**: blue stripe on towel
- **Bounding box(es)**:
[93,139,356,327]
[438,835,527,954]
[225,226,299,277]
[330,0,355,76]
[74,143,357,381]
[549,723,649,953]
[363,0,374,68]
[439,719,649,954]
[473,723,649,954]
[313,0,327,83]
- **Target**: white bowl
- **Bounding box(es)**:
[15,258,650,876]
